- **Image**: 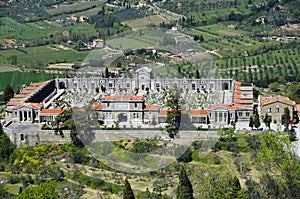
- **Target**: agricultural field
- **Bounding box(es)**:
[0,65,20,72]
[215,47,300,86]
[185,28,219,40]
[123,15,169,29]
[0,71,62,91]
[201,37,283,58]
[0,17,98,43]
[0,45,90,67]
[106,28,167,50]
[197,24,250,37]
[46,1,104,16]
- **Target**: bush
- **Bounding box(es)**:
[0,164,5,172]
[8,175,20,184]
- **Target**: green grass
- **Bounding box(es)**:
[46,1,104,16]
[0,71,61,91]
[5,183,21,196]
[0,45,90,67]
[0,17,98,42]
[198,24,250,37]
[123,15,169,29]
[107,37,158,50]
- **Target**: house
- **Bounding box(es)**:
[258,95,295,124]
[92,39,104,49]
[70,15,78,21]
[79,16,88,22]
[171,23,183,31]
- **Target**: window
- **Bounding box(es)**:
[134,103,138,108]
[200,117,206,124]
[133,113,139,119]
[126,83,130,88]
[268,108,272,112]
[238,112,242,117]
[108,83,113,89]
[192,83,196,90]
[275,108,279,112]
[210,83,214,89]
[20,134,24,141]
[107,102,110,108]
[246,112,250,117]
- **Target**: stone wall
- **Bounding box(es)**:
[5,128,218,147]
[4,128,71,147]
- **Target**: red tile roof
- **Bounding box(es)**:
[103,95,144,101]
[7,80,50,106]
[5,108,12,112]
[260,95,295,106]
[145,104,159,110]
[39,109,64,115]
[13,103,43,109]
[158,110,171,115]
[93,104,103,110]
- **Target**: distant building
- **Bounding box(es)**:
[92,39,104,48]
[258,95,295,124]
[171,23,183,31]
[79,16,88,22]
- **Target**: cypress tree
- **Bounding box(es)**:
[254,112,261,129]
[249,116,254,129]
[176,166,193,199]
[0,122,3,136]
[281,107,291,131]
[123,179,135,199]
[4,84,14,102]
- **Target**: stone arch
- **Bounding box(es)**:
[222,82,229,90]
[117,113,128,123]
[58,82,66,89]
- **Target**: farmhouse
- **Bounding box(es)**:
[258,95,295,124]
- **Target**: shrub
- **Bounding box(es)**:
[0,164,5,172]
[8,175,20,184]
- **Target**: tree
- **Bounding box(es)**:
[0,132,16,161]
[249,116,254,129]
[4,84,14,102]
[282,107,291,131]
[263,113,272,130]
[9,55,17,65]
[17,181,59,199]
[254,112,261,129]
[0,122,3,136]
[123,179,135,199]
[0,183,14,199]
[164,86,184,138]
[176,166,193,199]
[257,132,300,198]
